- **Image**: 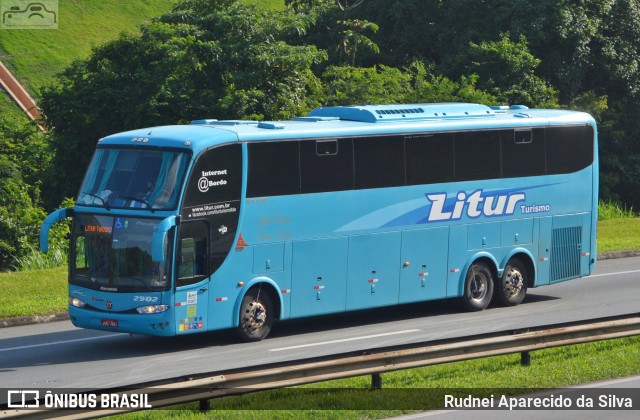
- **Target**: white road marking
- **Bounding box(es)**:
[0,334,126,353]
[269,329,421,352]
[589,269,640,278]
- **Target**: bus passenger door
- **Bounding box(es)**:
[174,221,210,334]
[399,227,449,304]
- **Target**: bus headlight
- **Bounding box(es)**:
[69,296,87,308]
[136,305,169,314]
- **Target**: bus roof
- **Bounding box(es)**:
[99,103,595,155]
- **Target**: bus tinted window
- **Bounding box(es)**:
[245,125,594,198]
[502,128,546,178]
[248,142,300,197]
[301,139,354,193]
[546,126,593,174]
[405,134,454,185]
[354,136,405,189]
[455,131,501,181]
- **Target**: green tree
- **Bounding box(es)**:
[0,118,51,205]
[321,62,495,106]
[336,18,379,66]
[0,118,58,270]
[0,157,46,270]
[454,34,558,107]
[286,0,380,66]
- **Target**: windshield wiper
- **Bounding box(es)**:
[115,195,155,213]
[82,192,111,210]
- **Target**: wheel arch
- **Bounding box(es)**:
[457,252,499,297]
[500,248,536,288]
[232,277,283,328]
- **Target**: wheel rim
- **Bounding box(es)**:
[242,300,266,332]
[469,271,489,302]
[504,267,524,297]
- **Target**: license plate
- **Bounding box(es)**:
[101,319,119,327]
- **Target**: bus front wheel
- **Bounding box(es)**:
[495,258,528,306]
[462,262,494,311]
[237,288,274,342]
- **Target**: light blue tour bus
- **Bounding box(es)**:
[40,103,598,341]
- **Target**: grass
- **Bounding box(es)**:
[597,200,640,253]
[598,199,635,220]
[598,219,640,253]
[0,266,66,318]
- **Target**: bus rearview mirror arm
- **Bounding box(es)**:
[152,215,178,263]
[40,208,74,253]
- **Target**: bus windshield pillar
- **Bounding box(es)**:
[152,215,178,263]
[40,208,73,253]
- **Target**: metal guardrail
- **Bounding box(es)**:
[3,313,640,419]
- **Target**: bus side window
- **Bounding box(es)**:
[405,133,454,185]
[247,142,301,197]
[454,131,501,181]
[354,136,405,189]
[501,128,545,178]
[301,139,354,193]
[177,221,209,287]
[546,126,593,174]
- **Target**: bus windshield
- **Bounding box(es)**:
[77,148,190,210]
[71,214,172,292]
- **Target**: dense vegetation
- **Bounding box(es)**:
[2,0,640,270]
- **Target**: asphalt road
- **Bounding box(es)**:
[0,256,638,393]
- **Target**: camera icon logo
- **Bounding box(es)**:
[1,1,58,29]
[7,390,40,408]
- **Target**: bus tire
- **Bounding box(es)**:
[237,287,274,342]
[462,262,494,311]
[496,258,528,306]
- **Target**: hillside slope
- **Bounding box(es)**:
[0,0,180,119]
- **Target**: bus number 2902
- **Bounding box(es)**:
[133,296,158,303]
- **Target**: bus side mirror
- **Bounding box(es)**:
[152,216,177,263]
[40,208,74,253]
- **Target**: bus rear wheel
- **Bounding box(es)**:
[496,258,528,306]
[462,262,494,311]
[237,288,274,342]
